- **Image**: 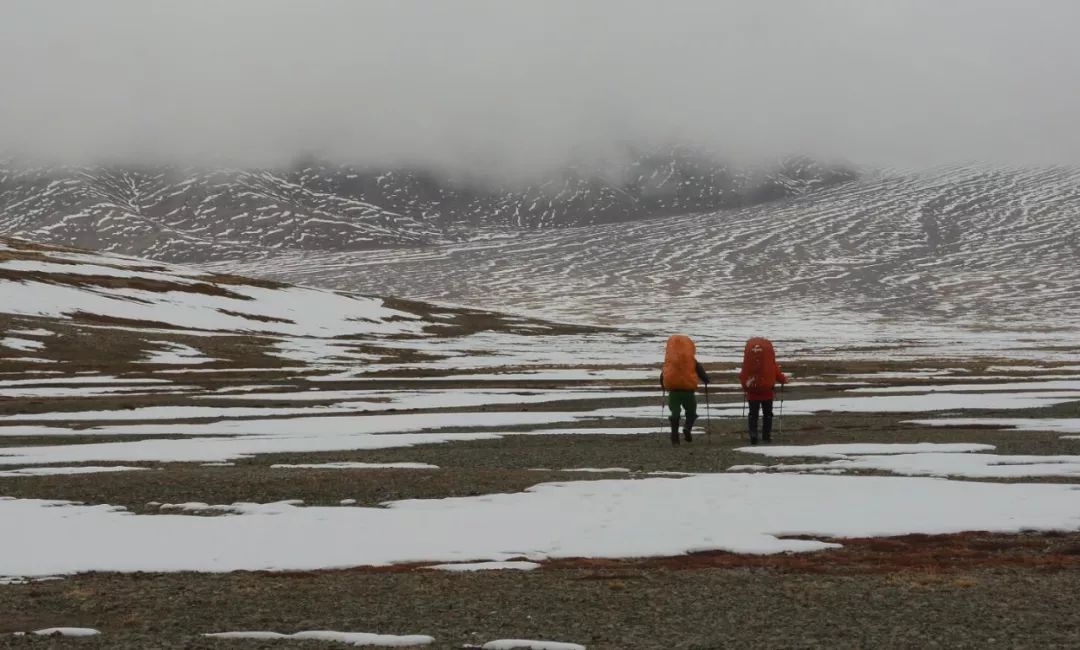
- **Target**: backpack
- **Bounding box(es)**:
[662,334,698,390]
[740,337,777,390]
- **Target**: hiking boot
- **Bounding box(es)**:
[669,416,680,446]
[683,415,696,443]
[749,435,759,445]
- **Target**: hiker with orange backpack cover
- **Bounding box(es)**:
[738,337,789,445]
[660,334,710,446]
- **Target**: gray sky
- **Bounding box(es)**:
[2,0,1079,172]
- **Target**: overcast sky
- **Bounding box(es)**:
[2,0,1079,172]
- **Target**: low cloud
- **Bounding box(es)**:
[2,0,1079,172]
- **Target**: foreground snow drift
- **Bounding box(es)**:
[3,474,1079,577]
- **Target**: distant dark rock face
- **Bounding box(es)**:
[0,150,856,263]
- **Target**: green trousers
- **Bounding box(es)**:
[667,389,698,419]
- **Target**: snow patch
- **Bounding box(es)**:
[204,630,434,646]
[138,342,215,365]
[596,391,1080,418]
[0,575,63,585]
[427,561,540,572]
[739,444,1080,479]
[848,380,1080,393]
[9,329,53,337]
[0,465,149,478]
[0,385,198,399]
[0,376,171,387]
[0,412,571,465]
[30,628,101,637]
[480,640,585,650]
[158,499,304,515]
[272,462,439,470]
[0,337,44,351]
[909,418,1080,434]
[738,443,996,459]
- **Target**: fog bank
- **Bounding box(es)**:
[2,0,1079,172]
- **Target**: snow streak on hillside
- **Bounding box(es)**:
[221,166,1080,344]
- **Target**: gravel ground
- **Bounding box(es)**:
[3,566,1079,649]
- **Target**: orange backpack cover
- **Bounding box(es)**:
[662,334,698,390]
[740,337,777,391]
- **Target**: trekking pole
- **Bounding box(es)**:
[660,388,666,445]
[741,390,747,440]
[779,383,785,436]
[704,383,712,444]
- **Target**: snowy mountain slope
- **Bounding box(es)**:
[0,152,854,263]
[0,166,438,262]
[217,165,1080,338]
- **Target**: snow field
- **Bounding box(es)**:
[736,443,1080,479]
[3,474,1080,577]
[2,381,1078,468]
[3,236,1080,594]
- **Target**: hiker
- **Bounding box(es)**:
[660,334,710,446]
[738,336,789,445]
